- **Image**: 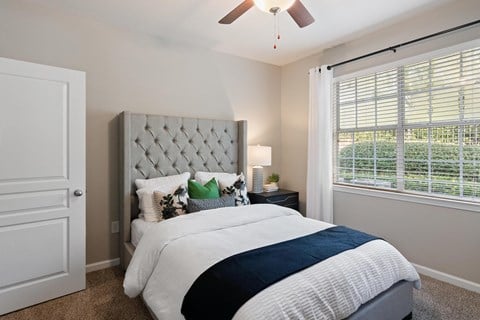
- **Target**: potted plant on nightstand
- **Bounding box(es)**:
[264,173,280,192]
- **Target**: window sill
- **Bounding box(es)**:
[333,184,479,213]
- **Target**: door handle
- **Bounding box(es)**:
[73,189,84,197]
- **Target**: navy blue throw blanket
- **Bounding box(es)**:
[181,226,379,320]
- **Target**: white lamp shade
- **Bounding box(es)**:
[253,0,296,12]
[248,145,272,166]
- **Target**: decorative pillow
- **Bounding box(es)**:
[135,172,190,218]
[153,185,188,220]
[188,178,220,199]
[220,173,250,206]
[136,188,161,221]
[135,172,190,190]
[187,194,235,213]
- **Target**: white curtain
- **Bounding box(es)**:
[306,65,333,223]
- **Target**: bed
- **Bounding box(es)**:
[119,111,419,320]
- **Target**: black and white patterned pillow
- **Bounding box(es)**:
[220,174,250,206]
[154,184,188,220]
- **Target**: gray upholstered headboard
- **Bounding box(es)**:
[119,111,247,269]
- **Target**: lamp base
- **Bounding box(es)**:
[251,166,264,193]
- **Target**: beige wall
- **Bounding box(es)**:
[281,0,480,283]
[0,0,282,264]
[1,0,479,284]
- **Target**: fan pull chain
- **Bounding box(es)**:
[273,12,277,49]
[273,12,281,49]
[277,13,281,41]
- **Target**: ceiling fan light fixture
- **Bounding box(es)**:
[253,0,296,13]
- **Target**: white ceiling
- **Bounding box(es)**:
[31,0,451,66]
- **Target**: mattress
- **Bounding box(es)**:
[131,218,156,247]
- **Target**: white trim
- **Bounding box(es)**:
[412,263,480,294]
[334,39,480,82]
[86,258,120,273]
[333,184,479,213]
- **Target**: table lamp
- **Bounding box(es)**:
[248,145,272,193]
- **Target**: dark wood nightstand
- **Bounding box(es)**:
[248,189,299,211]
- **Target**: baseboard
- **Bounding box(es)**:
[86,258,120,273]
[412,263,480,294]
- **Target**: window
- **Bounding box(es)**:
[333,46,480,202]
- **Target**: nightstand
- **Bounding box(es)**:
[248,189,299,211]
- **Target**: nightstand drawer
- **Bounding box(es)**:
[264,194,298,206]
[248,189,299,211]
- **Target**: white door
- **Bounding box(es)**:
[0,57,85,315]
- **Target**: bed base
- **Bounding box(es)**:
[346,280,413,319]
[144,280,413,320]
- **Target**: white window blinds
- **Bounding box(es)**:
[333,46,480,201]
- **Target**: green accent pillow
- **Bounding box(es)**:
[188,178,220,199]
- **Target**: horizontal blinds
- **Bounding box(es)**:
[333,47,480,201]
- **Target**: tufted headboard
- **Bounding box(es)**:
[118,111,247,269]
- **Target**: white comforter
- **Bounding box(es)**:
[124,204,420,320]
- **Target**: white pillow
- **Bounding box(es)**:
[135,172,190,220]
[194,171,237,187]
[135,172,190,191]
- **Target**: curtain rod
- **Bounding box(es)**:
[326,19,480,71]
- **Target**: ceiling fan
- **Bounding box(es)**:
[219,0,315,28]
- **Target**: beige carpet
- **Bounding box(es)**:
[413,274,480,320]
[1,268,151,320]
[2,267,479,320]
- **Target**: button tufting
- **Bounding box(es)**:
[135,138,140,143]
[224,129,228,133]
[210,151,214,155]
[172,139,177,143]
[154,138,159,143]
[145,151,150,156]
[188,162,192,166]
[189,139,193,143]
[135,164,140,169]
[196,128,200,132]
[163,125,168,130]
[196,151,200,155]
[204,140,207,144]
[145,126,149,130]
[210,128,214,132]
[230,140,234,144]
[218,140,221,144]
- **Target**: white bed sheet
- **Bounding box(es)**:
[131,218,156,247]
[124,204,420,320]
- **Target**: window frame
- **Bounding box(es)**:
[332,39,480,210]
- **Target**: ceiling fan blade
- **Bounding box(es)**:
[287,0,315,28]
[219,0,255,24]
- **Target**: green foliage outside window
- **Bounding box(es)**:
[338,140,480,198]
